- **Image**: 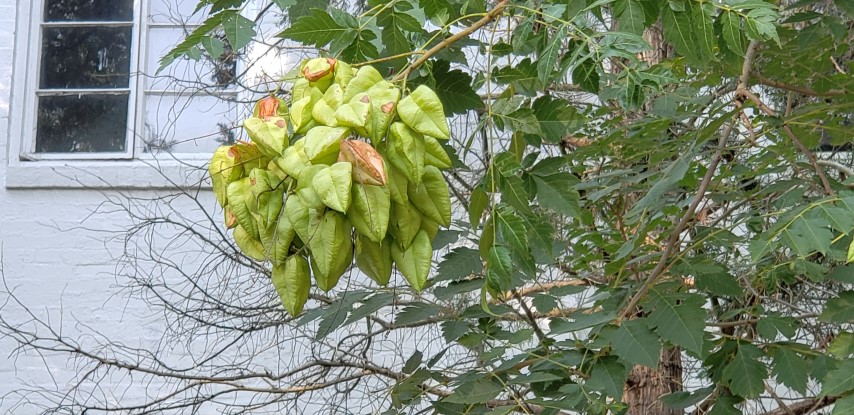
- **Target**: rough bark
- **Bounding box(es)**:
[621,21,683,415]
[623,346,683,415]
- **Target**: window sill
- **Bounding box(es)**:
[4,158,212,190]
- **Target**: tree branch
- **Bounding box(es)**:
[393,0,509,82]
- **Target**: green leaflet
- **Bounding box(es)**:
[342,65,384,103]
[227,177,259,240]
[389,200,423,249]
[397,85,451,139]
[303,126,349,165]
[312,162,353,213]
[308,211,353,291]
[388,122,426,185]
[233,224,266,261]
[355,235,392,286]
[423,134,452,169]
[392,229,432,291]
[348,183,391,242]
[312,83,344,126]
[407,165,451,226]
[272,254,311,315]
[243,116,289,157]
[276,140,311,178]
[486,245,512,293]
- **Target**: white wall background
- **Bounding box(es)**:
[0,2,217,412]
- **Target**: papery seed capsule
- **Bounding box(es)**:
[339,140,387,186]
[256,95,279,120]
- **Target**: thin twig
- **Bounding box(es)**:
[619,41,760,319]
[392,0,509,82]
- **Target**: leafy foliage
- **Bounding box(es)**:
[170,0,854,413]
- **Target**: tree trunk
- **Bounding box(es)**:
[621,21,683,415]
[623,346,683,415]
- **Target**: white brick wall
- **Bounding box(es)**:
[0,3,208,412]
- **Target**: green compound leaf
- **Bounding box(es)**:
[397,85,451,140]
[278,9,356,50]
[722,342,767,398]
[610,319,662,369]
[820,291,854,324]
[646,291,707,356]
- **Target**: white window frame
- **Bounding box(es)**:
[6,0,241,188]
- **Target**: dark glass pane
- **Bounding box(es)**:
[40,26,132,89]
[36,94,129,153]
[44,0,134,21]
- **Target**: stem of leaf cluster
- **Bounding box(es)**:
[392,0,509,82]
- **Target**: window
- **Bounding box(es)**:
[16,0,240,161]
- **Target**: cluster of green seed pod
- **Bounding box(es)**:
[208,58,454,315]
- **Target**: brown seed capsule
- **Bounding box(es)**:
[338,140,387,186]
[302,57,337,82]
[257,96,279,120]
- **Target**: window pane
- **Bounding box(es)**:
[36,94,129,153]
[40,26,132,89]
[145,27,237,91]
[149,0,208,24]
[143,94,239,154]
[44,0,134,22]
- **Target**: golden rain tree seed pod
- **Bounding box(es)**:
[243,116,289,158]
[311,162,353,213]
[348,183,390,243]
[303,126,350,165]
[272,254,311,316]
[391,230,432,292]
[309,211,354,291]
[342,65,384,103]
[355,235,392,286]
[388,122,426,185]
[338,140,387,186]
[397,85,451,140]
[312,84,344,127]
